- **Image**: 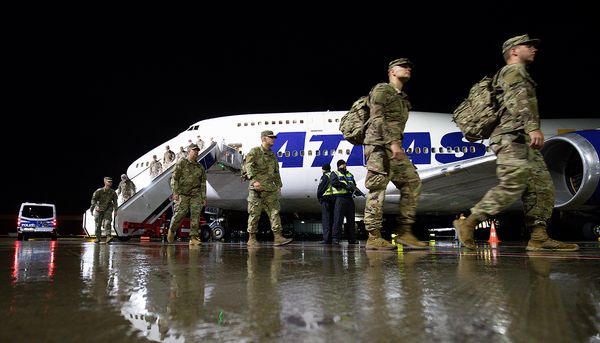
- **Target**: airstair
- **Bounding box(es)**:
[82,142,242,239]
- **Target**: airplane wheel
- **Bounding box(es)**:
[582,222,600,240]
[211,225,225,240]
[200,225,212,242]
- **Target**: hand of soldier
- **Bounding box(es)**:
[173,193,180,201]
[253,181,264,192]
[390,141,405,160]
[528,130,545,150]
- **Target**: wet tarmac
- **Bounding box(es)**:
[1,238,599,343]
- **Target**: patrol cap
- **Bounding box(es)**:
[188,143,200,151]
[104,176,112,182]
[322,163,331,171]
[502,34,540,54]
[261,130,277,138]
[337,159,347,167]
[388,58,414,70]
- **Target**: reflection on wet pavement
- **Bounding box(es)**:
[1,240,599,342]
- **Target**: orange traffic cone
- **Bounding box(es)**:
[488,220,501,245]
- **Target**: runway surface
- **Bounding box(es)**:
[1,238,599,342]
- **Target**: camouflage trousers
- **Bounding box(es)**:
[363,145,421,232]
[247,189,282,234]
[169,194,204,238]
[94,210,113,237]
[471,132,554,228]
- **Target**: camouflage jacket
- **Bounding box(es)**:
[170,158,206,198]
[163,150,176,165]
[364,82,412,146]
[91,187,118,212]
[492,63,540,137]
[117,179,136,197]
[245,146,282,192]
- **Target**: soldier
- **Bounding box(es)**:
[245,130,293,247]
[196,135,205,151]
[163,145,176,168]
[175,146,186,162]
[363,58,428,250]
[316,163,334,244]
[149,155,163,178]
[330,159,359,244]
[166,143,207,246]
[117,173,136,205]
[90,176,118,243]
[454,34,578,252]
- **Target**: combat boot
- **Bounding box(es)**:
[189,236,202,246]
[394,225,428,249]
[366,229,396,250]
[247,233,259,247]
[105,235,113,244]
[273,232,293,246]
[526,226,579,252]
[166,229,175,243]
[453,214,479,250]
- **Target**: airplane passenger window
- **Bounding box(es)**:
[194,125,199,130]
[406,148,413,153]
[338,149,343,154]
[251,122,255,126]
[330,149,335,155]
[300,151,304,156]
[335,118,339,122]
[439,147,444,153]
[244,123,248,126]
[470,146,476,153]
[328,119,332,123]
[146,162,149,167]
[454,147,460,152]
[462,147,468,153]
[272,121,276,124]
[286,120,290,124]
[324,150,329,156]
[293,120,297,124]
[285,151,290,157]
[446,147,452,152]
[308,150,312,156]
[278,151,283,157]
[486,146,491,152]
[431,147,436,153]
[315,150,320,156]
[292,151,298,157]
[264,121,269,125]
[346,149,350,155]
[300,120,304,124]
[415,147,421,154]
[423,147,429,154]
[237,123,241,127]
[279,120,283,124]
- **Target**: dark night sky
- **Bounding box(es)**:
[3,4,598,215]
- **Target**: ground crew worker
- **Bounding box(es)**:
[453,34,578,252]
[317,163,335,244]
[330,159,358,244]
[167,143,207,246]
[245,130,293,247]
[363,58,428,250]
[117,173,136,205]
[90,176,118,243]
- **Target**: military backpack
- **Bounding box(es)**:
[452,75,500,142]
[339,95,370,145]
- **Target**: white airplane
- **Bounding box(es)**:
[112,110,599,239]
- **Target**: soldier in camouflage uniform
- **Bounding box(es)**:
[90,176,118,243]
[363,58,428,250]
[245,130,293,247]
[117,173,136,205]
[163,145,176,168]
[149,155,163,179]
[167,143,207,245]
[453,34,578,252]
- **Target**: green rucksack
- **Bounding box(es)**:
[452,76,500,142]
[339,96,370,145]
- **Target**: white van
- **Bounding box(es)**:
[17,202,58,240]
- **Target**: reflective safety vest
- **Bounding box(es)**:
[332,170,355,195]
[323,171,334,196]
